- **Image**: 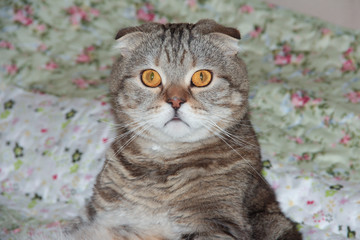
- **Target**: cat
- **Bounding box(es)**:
[64,19,302,240]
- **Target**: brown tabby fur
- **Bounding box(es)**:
[66,19,302,240]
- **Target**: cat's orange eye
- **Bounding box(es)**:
[191,70,212,87]
[141,69,162,87]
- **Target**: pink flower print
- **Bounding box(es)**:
[341,59,356,72]
[1,179,13,192]
[76,53,91,63]
[311,98,322,104]
[294,54,304,64]
[5,64,18,75]
[302,153,310,161]
[60,185,71,198]
[52,174,57,180]
[345,91,360,103]
[291,92,310,108]
[321,28,331,36]
[306,200,314,205]
[187,0,197,8]
[136,8,155,22]
[268,77,283,83]
[76,46,94,63]
[155,17,168,24]
[44,61,58,70]
[27,168,34,177]
[37,43,47,51]
[344,47,353,57]
[35,24,46,32]
[302,68,311,75]
[41,128,48,133]
[268,3,276,8]
[85,45,95,52]
[85,174,93,180]
[0,40,14,49]
[240,5,254,13]
[12,117,19,125]
[314,77,325,82]
[67,6,88,26]
[46,221,60,229]
[274,54,291,65]
[73,125,81,133]
[24,5,33,15]
[44,137,56,148]
[323,116,331,126]
[250,26,262,38]
[99,65,109,71]
[282,44,291,54]
[294,137,304,144]
[339,197,349,205]
[72,78,89,89]
[90,8,100,17]
[312,210,325,223]
[13,8,33,26]
[271,182,279,190]
[339,134,351,145]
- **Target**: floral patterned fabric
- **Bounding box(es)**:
[0,0,359,239]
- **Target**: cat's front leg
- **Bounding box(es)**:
[181,232,250,240]
[181,218,252,240]
[250,212,302,240]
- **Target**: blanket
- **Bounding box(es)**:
[1,0,359,239]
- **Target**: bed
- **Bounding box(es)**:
[1,0,359,239]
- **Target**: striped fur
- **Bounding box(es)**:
[66,19,302,239]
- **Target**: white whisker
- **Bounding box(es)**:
[200,121,268,185]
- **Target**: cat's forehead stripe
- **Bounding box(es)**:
[160,23,194,59]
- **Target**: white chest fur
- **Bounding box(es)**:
[92,204,185,239]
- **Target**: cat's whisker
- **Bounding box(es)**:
[201,118,260,150]
[101,118,153,147]
[113,123,152,156]
[110,114,159,156]
[200,123,261,181]
[201,122,268,185]
[208,113,264,132]
[110,119,154,142]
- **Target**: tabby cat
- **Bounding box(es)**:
[66,19,302,240]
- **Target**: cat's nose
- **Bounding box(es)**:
[167,96,185,110]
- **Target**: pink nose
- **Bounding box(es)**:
[167,97,185,109]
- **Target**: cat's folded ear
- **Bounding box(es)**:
[113,23,160,56]
[195,19,241,39]
[195,19,241,56]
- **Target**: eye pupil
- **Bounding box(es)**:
[141,69,161,87]
[191,70,212,87]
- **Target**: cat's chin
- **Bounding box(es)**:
[155,121,209,143]
[162,119,192,139]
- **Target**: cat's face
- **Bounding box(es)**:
[110,20,249,143]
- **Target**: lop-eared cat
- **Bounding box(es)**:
[65,19,302,240]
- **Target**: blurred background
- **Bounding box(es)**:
[0,0,359,239]
[266,0,360,30]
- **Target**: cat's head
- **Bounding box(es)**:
[110,19,248,143]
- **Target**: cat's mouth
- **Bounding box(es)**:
[164,115,189,127]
